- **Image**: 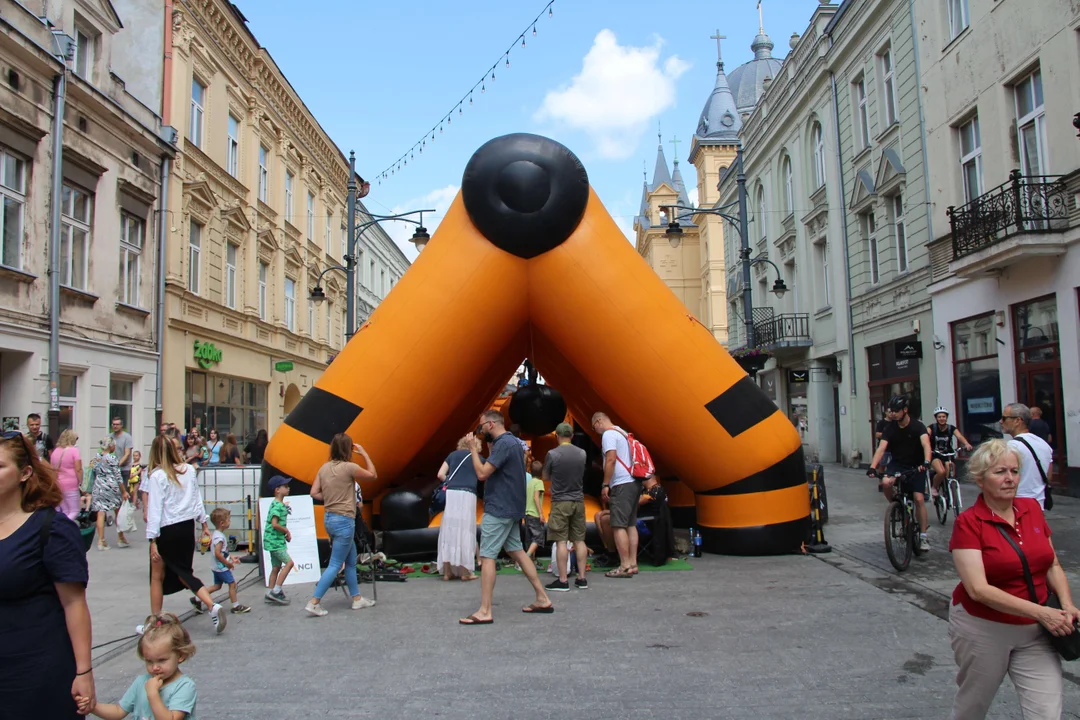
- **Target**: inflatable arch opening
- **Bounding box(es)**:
[263,133,810,555]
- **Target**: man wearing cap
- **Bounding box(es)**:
[543,422,589,591]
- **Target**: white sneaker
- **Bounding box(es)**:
[209,604,227,634]
[919,536,931,552]
[351,596,376,610]
[305,600,328,617]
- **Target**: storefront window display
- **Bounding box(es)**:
[185,371,267,444]
[867,336,922,440]
[1013,295,1065,470]
[952,313,1001,445]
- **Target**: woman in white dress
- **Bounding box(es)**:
[435,437,482,581]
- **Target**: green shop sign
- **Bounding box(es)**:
[274,361,294,372]
[193,340,223,369]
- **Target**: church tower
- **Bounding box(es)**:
[689,33,742,344]
[635,137,702,317]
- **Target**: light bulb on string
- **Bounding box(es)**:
[505,55,510,68]
[469,93,474,104]
[521,35,526,48]
[481,83,485,93]
[459,106,463,115]
[533,24,537,36]
[491,70,495,81]
[549,4,553,17]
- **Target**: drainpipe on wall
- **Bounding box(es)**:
[907,0,934,246]
[154,157,170,429]
[829,69,857,399]
[46,32,71,442]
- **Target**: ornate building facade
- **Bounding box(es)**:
[0,0,175,459]
[163,0,407,441]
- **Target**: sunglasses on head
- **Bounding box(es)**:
[1,430,24,440]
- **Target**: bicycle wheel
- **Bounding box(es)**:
[935,492,947,525]
[884,502,912,571]
[950,481,963,515]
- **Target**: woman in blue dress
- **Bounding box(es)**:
[0,429,95,717]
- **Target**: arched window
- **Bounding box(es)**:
[782,157,793,215]
[812,122,826,189]
[757,187,767,241]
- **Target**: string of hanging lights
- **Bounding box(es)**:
[375,1,555,184]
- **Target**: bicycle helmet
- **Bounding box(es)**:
[933,407,949,417]
[887,395,908,412]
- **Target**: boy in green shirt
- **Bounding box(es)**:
[263,475,295,605]
[524,460,546,563]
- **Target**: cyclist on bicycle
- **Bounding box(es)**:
[927,407,973,499]
[867,395,934,551]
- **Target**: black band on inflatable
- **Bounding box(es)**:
[702,448,806,496]
[698,516,810,556]
[462,133,589,259]
[704,376,779,438]
[284,387,362,446]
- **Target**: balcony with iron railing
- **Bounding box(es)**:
[753,310,812,352]
[947,170,1073,277]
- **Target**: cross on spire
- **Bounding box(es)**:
[757,0,765,34]
[710,30,727,70]
[669,136,682,164]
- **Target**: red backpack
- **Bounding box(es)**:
[613,428,656,479]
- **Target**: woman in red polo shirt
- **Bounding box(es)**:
[949,438,1079,718]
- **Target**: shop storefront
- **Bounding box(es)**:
[185,369,268,444]
[867,335,922,435]
[951,313,1001,445]
[787,369,809,444]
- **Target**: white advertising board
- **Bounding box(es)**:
[259,494,320,586]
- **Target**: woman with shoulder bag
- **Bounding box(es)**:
[435,437,483,581]
[51,430,84,520]
[948,439,1080,719]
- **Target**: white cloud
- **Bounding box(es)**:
[383,185,460,261]
[535,30,689,160]
[688,187,699,209]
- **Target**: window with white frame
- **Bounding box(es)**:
[227,115,240,177]
[757,187,766,240]
[892,193,908,273]
[308,298,315,337]
[340,225,347,261]
[811,123,826,190]
[73,26,95,81]
[340,309,346,348]
[0,148,27,269]
[380,269,386,298]
[369,258,376,290]
[854,77,870,149]
[958,115,983,203]
[816,238,830,308]
[880,47,897,127]
[1015,69,1046,178]
[60,184,92,290]
[948,0,969,40]
[862,210,879,284]
[325,300,332,343]
[782,157,793,215]
[187,221,201,294]
[307,192,315,238]
[119,212,144,306]
[284,171,294,222]
[258,261,267,320]
[57,372,77,434]
[258,145,269,203]
[326,211,332,248]
[108,377,133,433]
[190,77,206,148]
[284,277,295,331]
[225,243,237,309]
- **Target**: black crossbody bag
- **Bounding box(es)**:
[1014,436,1053,511]
[995,525,1080,661]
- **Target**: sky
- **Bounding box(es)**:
[240,0,813,260]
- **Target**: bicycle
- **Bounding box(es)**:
[933,450,963,525]
[870,466,929,572]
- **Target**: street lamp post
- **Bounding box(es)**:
[662,146,787,353]
[327,151,433,341]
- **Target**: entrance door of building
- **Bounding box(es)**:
[1013,295,1066,474]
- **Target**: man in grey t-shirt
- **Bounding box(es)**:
[111,417,134,477]
[543,422,589,591]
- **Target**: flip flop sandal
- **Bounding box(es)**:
[459,614,494,625]
[522,603,555,614]
[604,568,633,578]
[629,566,640,575]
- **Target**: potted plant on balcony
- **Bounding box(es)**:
[731,347,772,376]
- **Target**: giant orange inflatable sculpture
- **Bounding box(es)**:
[263,134,809,555]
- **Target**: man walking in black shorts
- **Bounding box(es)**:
[868,396,933,551]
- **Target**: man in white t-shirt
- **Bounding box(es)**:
[1003,402,1054,509]
[592,411,640,577]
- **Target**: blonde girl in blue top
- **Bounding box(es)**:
[82,613,197,719]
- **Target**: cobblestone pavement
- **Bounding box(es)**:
[83,466,1080,719]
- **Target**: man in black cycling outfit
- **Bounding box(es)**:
[927,407,973,499]
[867,396,933,551]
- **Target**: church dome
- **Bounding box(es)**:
[726,32,784,117]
